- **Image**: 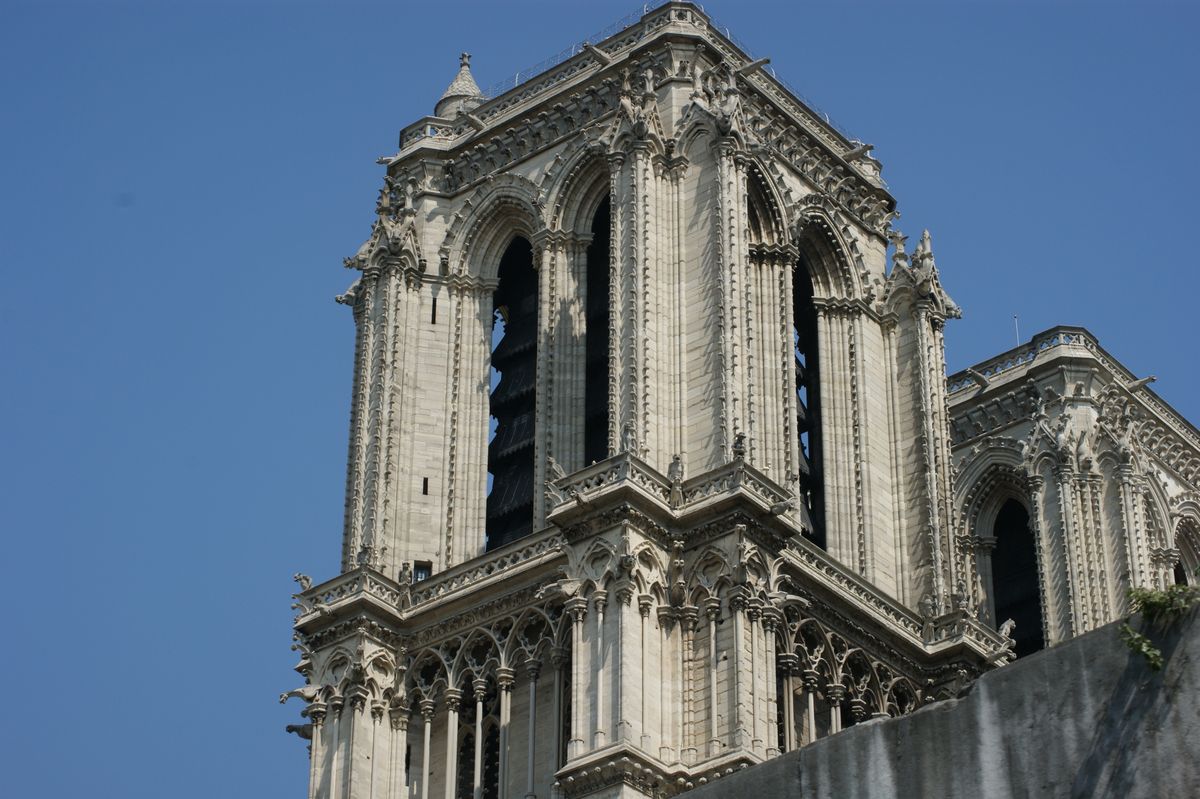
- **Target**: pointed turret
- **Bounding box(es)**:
[435,52,485,118]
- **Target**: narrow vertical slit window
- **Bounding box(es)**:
[793,258,825,549]
[584,195,611,466]
[431,296,438,324]
[486,236,537,549]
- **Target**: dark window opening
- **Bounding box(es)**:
[991,499,1045,657]
[487,236,537,549]
[431,297,438,324]
[793,259,825,548]
[422,477,429,495]
[453,681,499,799]
[413,560,433,582]
[584,196,611,466]
[559,659,571,767]
[1174,561,1190,586]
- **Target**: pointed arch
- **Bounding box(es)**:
[543,144,611,235]
[443,176,544,278]
[790,200,860,302]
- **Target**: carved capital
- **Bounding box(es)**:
[497,666,516,691]
[564,596,589,622]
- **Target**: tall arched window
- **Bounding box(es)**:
[583,196,611,466]
[793,257,825,548]
[1176,519,1200,586]
[991,499,1045,657]
[487,236,537,550]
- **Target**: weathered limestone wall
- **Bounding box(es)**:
[687,609,1200,799]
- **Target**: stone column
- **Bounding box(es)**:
[443,689,461,799]
[389,706,409,799]
[748,602,762,753]
[802,669,819,744]
[592,590,608,748]
[638,594,653,750]
[614,581,634,742]
[419,699,435,799]
[827,683,845,734]
[656,606,675,762]
[975,536,997,625]
[704,597,721,757]
[762,609,780,757]
[328,696,344,798]
[729,590,748,750]
[1055,463,1084,634]
[564,598,587,758]
[777,655,796,752]
[679,606,699,763]
[472,680,486,799]
[308,703,327,799]
[497,667,514,799]
[524,659,541,799]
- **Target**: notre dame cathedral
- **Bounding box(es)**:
[282,4,1200,798]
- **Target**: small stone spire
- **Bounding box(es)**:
[435,52,485,118]
[912,229,935,269]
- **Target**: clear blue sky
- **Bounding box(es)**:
[2,1,1196,796]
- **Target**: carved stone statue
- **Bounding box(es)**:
[999,618,1017,641]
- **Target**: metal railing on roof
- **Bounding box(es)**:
[477,0,856,141]
[481,1,670,99]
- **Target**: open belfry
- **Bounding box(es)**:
[283,4,1200,797]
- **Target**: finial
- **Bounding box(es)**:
[460,52,471,68]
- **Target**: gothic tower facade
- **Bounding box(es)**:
[283,4,1200,798]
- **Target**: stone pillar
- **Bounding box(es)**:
[656,606,675,762]
[729,590,748,749]
[777,655,796,753]
[614,581,634,742]
[592,590,608,748]
[704,596,721,757]
[443,689,461,799]
[1055,463,1084,634]
[762,609,780,758]
[802,669,819,744]
[976,536,997,625]
[679,606,699,763]
[419,699,435,799]
[524,659,541,799]
[638,594,653,751]
[390,706,409,799]
[472,680,486,799]
[328,696,344,798]
[748,602,762,753]
[827,683,845,734]
[565,598,587,758]
[308,703,327,799]
[497,667,515,799]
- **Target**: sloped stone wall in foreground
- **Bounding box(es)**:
[689,608,1200,799]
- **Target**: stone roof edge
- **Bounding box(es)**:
[392,1,857,163]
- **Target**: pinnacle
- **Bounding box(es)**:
[439,51,484,104]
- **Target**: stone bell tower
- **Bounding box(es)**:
[285,5,1006,799]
